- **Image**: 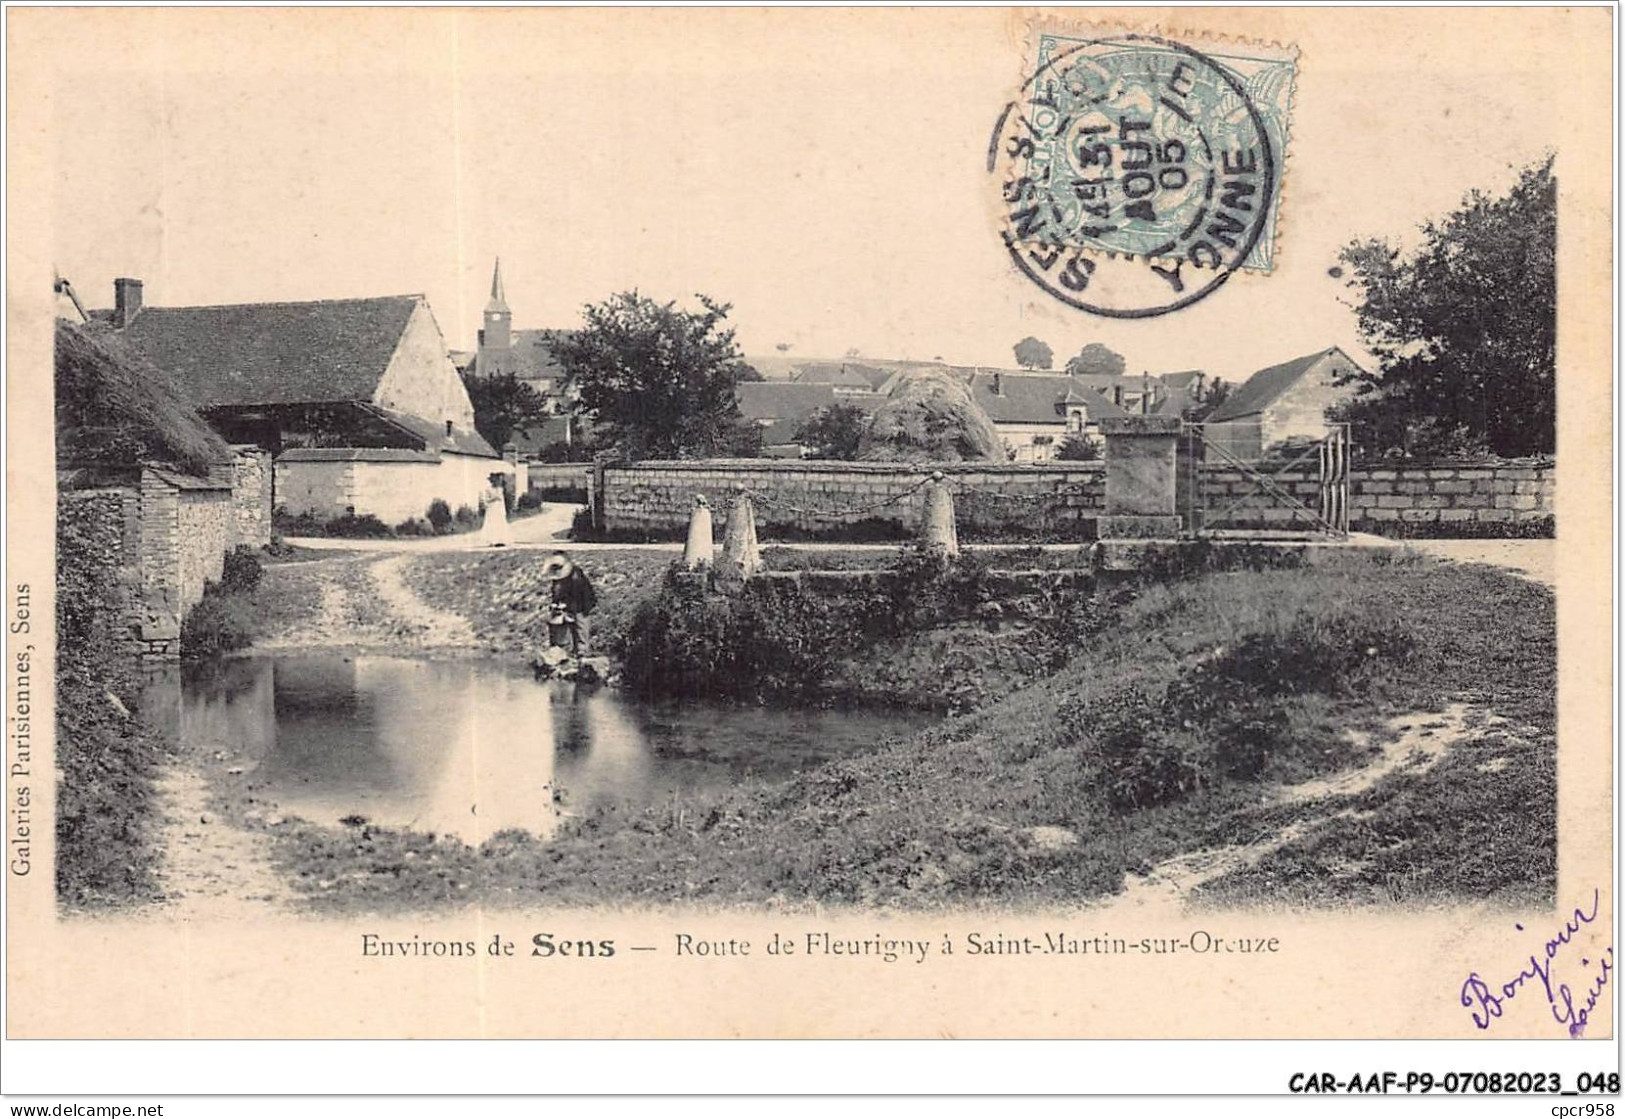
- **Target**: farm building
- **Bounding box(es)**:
[1202,347,1366,460]
[98,278,505,524]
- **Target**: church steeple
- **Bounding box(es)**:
[485,257,510,315]
[481,257,511,352]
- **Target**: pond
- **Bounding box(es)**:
[143,654,931,844]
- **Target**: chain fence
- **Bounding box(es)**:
[733,472,1100,523]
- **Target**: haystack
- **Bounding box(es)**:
[858,369,1003,462]
[55,318,229,476]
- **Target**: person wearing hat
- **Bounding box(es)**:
[541,551,597,654]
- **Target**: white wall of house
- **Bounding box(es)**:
[998,423,1066,462]
[277,454,506,524]
[995,416,1102,462]
[1263,352,1360,447]
[349,456,503,524]
[1205,353,1360,460]
[373,299,478,432]
[275,461,357,518]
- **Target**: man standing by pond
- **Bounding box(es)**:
[541,551,597,654]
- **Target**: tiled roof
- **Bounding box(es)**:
[737,382,883,446]
[145,464,235,490]
[278,447,440,463]
[790,363,886,390]
[1160,369,1206,390]
[371,407,500,458]
[737,382,838,422]
[114,295,423,407]
[963,371,1130,425]
[477,329,571,383]
[1207,347,1348,423]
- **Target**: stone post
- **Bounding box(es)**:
[919,471,959,556]
[682,494,715,569]
[1098,416,1183,539]
[721,486,762,579]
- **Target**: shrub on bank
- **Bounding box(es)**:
[219,545,264,593]
[1069,597,1420,813]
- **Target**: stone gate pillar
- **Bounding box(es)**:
[1098,416,1182,539]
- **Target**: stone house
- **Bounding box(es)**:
[55,318,272,658]
[1202,346,1367,460]
[961,370,1130,462]
[100,278,504,525]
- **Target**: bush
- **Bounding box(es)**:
[568,506,597,541]
[219,545,264,594]
[180,590,258,660]
[326,512,394,539]
[396,517,434,537]
[272,508,324,537]
[454,504,482,531]
[427,499,454,534]
[621,566,857,701]
[1075,685,1211,812]
[516,489,545,513]
[1055,433,1102,461]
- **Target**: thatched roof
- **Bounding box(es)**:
[858,369,1003,462]
[55,318,231,476]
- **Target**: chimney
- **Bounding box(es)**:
[1113,385,1123,406]
[992,371,1003,396]
[445,419,454,437]
[113,277,143,327]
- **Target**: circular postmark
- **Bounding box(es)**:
[988,32,1277,318]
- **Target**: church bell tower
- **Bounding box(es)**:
[482,257,512,353]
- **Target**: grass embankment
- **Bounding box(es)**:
[405,549,675,655]
[268,553,1554,912]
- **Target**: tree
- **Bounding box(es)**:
[1055,432,1102,461]
[461,370,550,452]
[1335,156,1555,457]
[793,402,870,460]
[1185,377,1231,422]
[1065,342,1127,377]
[550,291,757,459]
[1013,336,1054,370]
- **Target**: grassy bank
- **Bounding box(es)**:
[404,548,675,655]
[265,553,1554,912]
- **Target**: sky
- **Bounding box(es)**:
[31,8,1582,389]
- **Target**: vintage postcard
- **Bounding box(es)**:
[3,3,1617,1086]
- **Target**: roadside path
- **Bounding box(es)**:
[1402,539,1555,588]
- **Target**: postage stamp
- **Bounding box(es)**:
[989,24,1298,318]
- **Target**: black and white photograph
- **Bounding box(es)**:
[3,3,1615,1097]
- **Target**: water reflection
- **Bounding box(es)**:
[149,655,928,845]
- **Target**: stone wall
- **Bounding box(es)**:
[602,459,1106,540]
[598,457,1554,540]
[63,462,263,660]
[177,487,234,612]
[1200,459,1555,533]
[231,447,273,548]
[526,462,593,495]
[56,489,141,660]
